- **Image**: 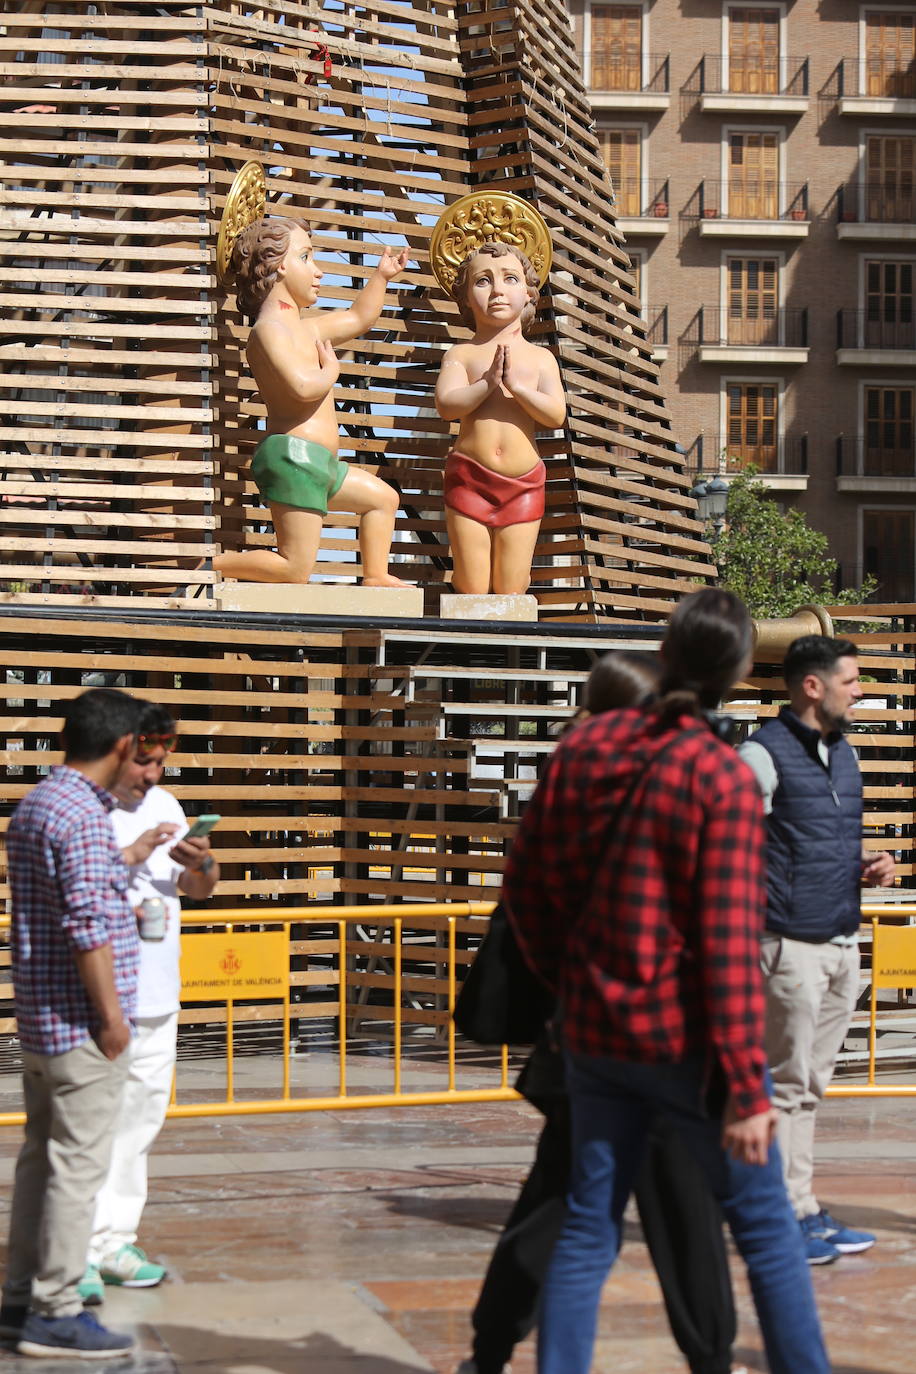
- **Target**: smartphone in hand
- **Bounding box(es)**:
[183,814,221,839]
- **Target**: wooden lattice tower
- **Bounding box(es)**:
[1,0,714,620]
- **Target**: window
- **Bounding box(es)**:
[863,509,915,599]
[600,127,642,215]
[865,11,916,98]
[865,259,914,346]
[726,382,778,468]
[727,256,778,344]
[590,5,643,91]
[728,7,780,94]
[728,132,778,218]
[865,135,915,222]
[864,384,914,473]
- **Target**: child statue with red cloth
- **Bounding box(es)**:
[431,192,566,596]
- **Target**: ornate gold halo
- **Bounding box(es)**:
[429,190,552,297]
[216,161,267,284]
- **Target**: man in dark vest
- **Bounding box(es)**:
[739,634,894,1266]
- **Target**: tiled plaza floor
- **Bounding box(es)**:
[0,1076,911,1371]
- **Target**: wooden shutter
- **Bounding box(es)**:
[728,257,778,344]
[865,260,914,347]
[866,136,916,222]
[591,6,642,91]
[863,509,915,600]
[601,127,642,215]
[727,382,778,469]
[865,386,914,475]
[729,133,778,219]
[866,12,916,97]
[729,8,779,94]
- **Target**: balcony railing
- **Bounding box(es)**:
[685,306,808,349]
[836,434,916,477]
[834,56,916,99]
[683,53,808,97]
[620,303,669,348]
[691,433,808,476]
[837,182,916,224]
[687,180,809,221]
[837,309,916,350]
[647,304,668,347]
[590,51,670,93]
[610,178,670,219]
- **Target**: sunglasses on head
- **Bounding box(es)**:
[137,731,179,757]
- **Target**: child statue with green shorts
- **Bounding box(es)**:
[216,212,409,586]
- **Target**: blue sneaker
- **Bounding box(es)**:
[815,1208,876,1254]
[799,1213,840,1265]
[18,1309,134,1359]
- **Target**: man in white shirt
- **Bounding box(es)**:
[81,704,219,1300]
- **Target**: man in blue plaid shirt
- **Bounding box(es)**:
[0,688,163,1361]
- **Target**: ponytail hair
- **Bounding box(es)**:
[654,588,753,726]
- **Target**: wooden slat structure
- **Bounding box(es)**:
[1,0,713,621]
[0,605,911,1038]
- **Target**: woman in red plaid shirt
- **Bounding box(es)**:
[505,588,830,1374]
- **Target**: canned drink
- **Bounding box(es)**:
[138,896,167,942]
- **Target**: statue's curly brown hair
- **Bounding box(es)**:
[451,242,540,332]
[228,216,311,319]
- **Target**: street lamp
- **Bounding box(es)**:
[690,472,729,536]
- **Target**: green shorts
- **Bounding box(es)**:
[250,434,349,515]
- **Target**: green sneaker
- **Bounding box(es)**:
[78,1264,104,1306]
[98,1244,166,1289]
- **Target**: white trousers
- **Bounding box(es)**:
[88,1011,178,1266]
[762,936,859,1219]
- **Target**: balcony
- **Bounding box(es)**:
[836,309,916,365]
[824,57,916,116]
[692,433,808,489]
[683,182,810,238]
[682,306,808,364]
[612,179,671,236]
[639,304,669,359]
[682,54,808,114]
[836,183,916,241]
[836,434,916,491]
[588,52,670,111]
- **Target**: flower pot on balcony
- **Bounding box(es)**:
[703,207,719,218]
[790,208,806,221]
[653,202,668,217]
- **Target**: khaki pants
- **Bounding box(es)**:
[762,935,859,1219]
[4,1037,129,1317]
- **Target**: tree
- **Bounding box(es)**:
[705,468,876,618]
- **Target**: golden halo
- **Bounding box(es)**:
[429,190,552,297]
[216,161,267,284]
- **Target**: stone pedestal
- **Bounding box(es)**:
[439,593,538,622]
[214,582,424,618]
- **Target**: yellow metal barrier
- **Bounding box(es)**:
[0,902,506,1127]
[826,905,916,1099]
[0,901,914,1125]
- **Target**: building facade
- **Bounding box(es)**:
[567,0,916,599]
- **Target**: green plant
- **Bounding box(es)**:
[705,468,877,617]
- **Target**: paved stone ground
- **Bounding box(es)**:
[0,1058,911,1372]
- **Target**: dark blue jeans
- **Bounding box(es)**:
[537,1052,830,1374]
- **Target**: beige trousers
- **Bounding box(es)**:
[4,1037,129,1317]
[762,935,859,1219]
